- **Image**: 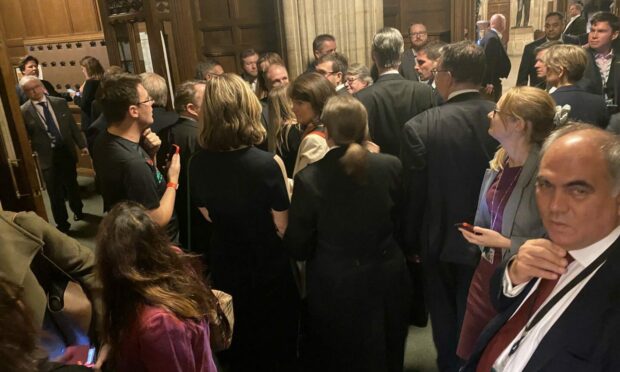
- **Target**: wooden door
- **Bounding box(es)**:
[193,0,284,74]
[0,22,47,216]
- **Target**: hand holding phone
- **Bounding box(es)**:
[454,222,480,235]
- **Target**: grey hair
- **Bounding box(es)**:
[541,123,620,195]
[19,75,41,88]
[140,72,168,107]
[372,27,404,69]
[346,63,373,85]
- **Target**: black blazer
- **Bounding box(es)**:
[480,30,511,86]
[355,73,434,156]
[20,97,86,170]
[464,234,620,372]
[564,15,587,37]
[400,92,498,265]
[399,48,420,81]
[551,85,609,128]
[149,106,180,134]
[517,36,579,87]
[577,48,618,102]
[73,79,100,131]
[283,147,411,370]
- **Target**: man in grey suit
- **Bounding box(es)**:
[20,76,88,232]
[356,27,434,157]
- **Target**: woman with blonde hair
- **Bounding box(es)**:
[268,85,301,177]
[284,95,411,371]
[96,201,217,371]
[188,73,298,371]
[456,86,563,359]
[544,44,609,127]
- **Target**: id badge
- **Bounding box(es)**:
[482,248,494,264]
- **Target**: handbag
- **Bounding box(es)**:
[206,288,235,352]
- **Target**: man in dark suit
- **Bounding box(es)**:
[140,72,179,134]
[564,2,587,37]
[517,12,579,88]
[480,14,511,102]
[464,124,620,372]
[577,12,619,108]
[355,27,434,157]
[19,76,88,232]
[15,55,72,105]
[158,80,206,250]
[399,22,429,81]
[401,41,498,372]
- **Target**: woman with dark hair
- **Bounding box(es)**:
[268,85,301,177]
[456,86,560,359]
[96,201,217,372]
[189,73,299,371]
[72,56,104,131]
[289,72,336,176]
[284,95,411,371]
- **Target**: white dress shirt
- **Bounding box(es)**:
[494,225,620,371]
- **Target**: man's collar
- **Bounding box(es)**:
[447,89,479,101]
[179,115,197,122]
[379,70,400,76]
[31,96,47,105]
[336,83,346,91]
[569,225,620,268]
[490,28,502,40]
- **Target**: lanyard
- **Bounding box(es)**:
[507,246,612,357]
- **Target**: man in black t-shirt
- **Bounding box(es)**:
[93,73,180,242]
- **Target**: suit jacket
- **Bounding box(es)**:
[480,30,511,87]
[399,48,420,81]
[564,15,587,37]
[551,85,609,128]
[355,73,434,156]
[72,78,100,131]
[517,36,579,87]
[283,147,411,370]
[577,47,619,102]
[0,210,102,338]
[464,233,620,371]
[150,106,180,134]
[21,96,86,170]
[401,92,498,265]
[473,145,546,262]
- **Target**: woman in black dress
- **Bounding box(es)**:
[284,95,411,372]
[188,73,298,372]
[73,56,104,132]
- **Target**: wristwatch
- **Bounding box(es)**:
[166,182,178,190]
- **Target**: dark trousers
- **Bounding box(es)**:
[423,261,476,372]
[42,147,82,229]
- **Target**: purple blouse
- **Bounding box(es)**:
[116,305,217,372]
[485,165,523,232]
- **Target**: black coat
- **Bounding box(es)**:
[564,15,587,37]
[480,30,511,87]
[517,36,579,87]
[284,147,411,371]
[72,79,100,131]
[551,85,609,128]
[355,73,434,157]
[399,48,420,81]
[150,106,180,134]
[400,92,498,265]
[463,235,620,372]
[577,48,619,103]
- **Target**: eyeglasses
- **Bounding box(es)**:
[410,32,427,37]
[136,97,154,106]
[316,69,336,77]
[345,76,359,84]
[431,69,450,77]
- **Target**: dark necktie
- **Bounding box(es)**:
[476,255,575,372]
[37,102,63,147]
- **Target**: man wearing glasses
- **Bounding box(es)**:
[400,23,429,81]
[315,52,349,94]
[93,73,180,243]
[401,41,498,372]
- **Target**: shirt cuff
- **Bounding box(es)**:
[502,257,529,297]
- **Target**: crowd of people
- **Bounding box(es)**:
[4,6,620,372]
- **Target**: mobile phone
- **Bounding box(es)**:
[168,144,180,158]
[63,345,96,366]
[455,222,476,233]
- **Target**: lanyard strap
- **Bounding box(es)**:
[508,247,611,356]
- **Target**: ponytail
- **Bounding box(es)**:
[340,143,368,181]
